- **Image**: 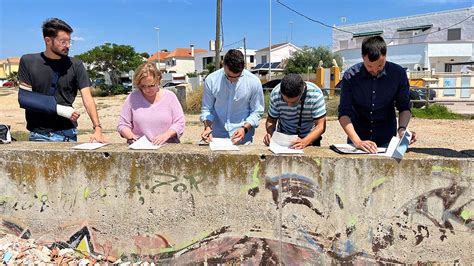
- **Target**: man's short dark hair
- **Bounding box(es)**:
[42,18,73,38]
[280,74,305,98]
[361,36,386,62]
[223,49,245,73]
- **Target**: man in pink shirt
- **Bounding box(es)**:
[117,63,185,144]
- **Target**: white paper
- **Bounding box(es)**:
[129,136,161,150]
[209,138,240,151]
[331,144,386,154]
[269,132,303,154]
[376,129,412,159]
[72,142,108,150]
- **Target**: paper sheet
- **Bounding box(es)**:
[128,136,161,150]
[269,132,303,154]
[72,142,108,150]
[330,144,386,154]
[375,129,412,159]
[209,138,240,151]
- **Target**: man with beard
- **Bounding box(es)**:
[338,36,416,153]
[17,18,105,142]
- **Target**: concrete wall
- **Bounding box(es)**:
[0,143,472,264]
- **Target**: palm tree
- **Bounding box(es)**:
[6,71,18,86]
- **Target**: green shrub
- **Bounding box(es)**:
[412,104,462,119]
[187,72,198,78]
[325,96,340,117]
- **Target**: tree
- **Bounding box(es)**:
[75,43,145,85]
[284,46,343,74]
[6,71,18,86]
[205,62,216,73]
[140,52,150,59]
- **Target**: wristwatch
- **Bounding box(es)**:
[397,126,406,132]
[93,124,102,130]
[242,126,249,134]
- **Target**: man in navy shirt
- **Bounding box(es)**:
[338,36,417,153]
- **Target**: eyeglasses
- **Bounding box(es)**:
[54,38,73,47]
[225,72,243,81]
[138,84,158,90]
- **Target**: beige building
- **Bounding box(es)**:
[0,57,20,81]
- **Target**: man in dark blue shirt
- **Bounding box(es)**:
[338,36,417,153]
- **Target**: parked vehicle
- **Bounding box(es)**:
[261,79,281,92]
[409,87,436,108]
[2,81,14,87]
[162,81,186,91]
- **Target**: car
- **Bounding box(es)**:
[162,81,185,91]
[261,79,281,92]
[409,87,436,108]
[2,81,14,87]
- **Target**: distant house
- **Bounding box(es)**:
[254,42,301,65]
[157,46,207,75]
[194,48,256,73]
[252,43,301,75]
[148,51,171,71]
[0,57,20,81]
[332,7,474,72]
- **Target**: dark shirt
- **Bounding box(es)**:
[338,61,410,146]
[18,53,91,133]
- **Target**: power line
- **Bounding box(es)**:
[223,38,244,48]
[276,0,473,40]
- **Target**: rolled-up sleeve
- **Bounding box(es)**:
[395,69,411,112]
[200,78,216,123]
[245,82,264,128]
[117,95,133,134]
[338,73,353,119]
[169,93,186,137]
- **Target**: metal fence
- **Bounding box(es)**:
[321,86,474,107]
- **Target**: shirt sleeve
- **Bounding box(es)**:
[169,93,186,138]
[117,95,133,134]
[268,85,280,119]
[245,80,264,128]
[18,56,32,86]
[395,69,411,112]
[200,78,216,123]
[311,88,327,119]
[76,61,91,90]
[338,72,353,119]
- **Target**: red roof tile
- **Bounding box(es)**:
[165,48,207,58]
[148,51,170,62]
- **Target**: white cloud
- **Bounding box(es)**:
[72,36,85,41]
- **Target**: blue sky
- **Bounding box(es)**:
[0,0,472,58]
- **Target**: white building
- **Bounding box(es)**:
[160,46,207,74]
[254,42,301,65]
[332,7,474,72]
[194,48,256,73]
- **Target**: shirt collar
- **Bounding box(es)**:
[361,63,387,79]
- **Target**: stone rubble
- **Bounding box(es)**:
[0,231,120,265]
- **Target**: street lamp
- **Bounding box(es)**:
[289,21,293,43]
[154,27,160,70]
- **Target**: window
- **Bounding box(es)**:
[250,55,254,63]
[261,55,267,64]
[447,28,461,41]
[339,40,348,50]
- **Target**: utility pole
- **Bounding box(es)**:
[289,21,293,43]
[215,0,222,69]
[243,37,247,69]
[268,0,272,81]
[154,27,160,70]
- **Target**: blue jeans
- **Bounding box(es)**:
[29,128,77,142]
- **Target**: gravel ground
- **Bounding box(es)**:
[1,87,473,153]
